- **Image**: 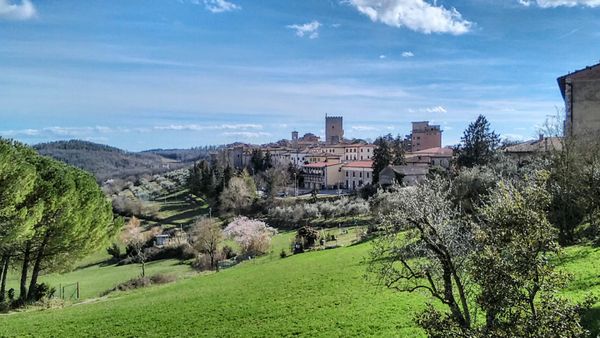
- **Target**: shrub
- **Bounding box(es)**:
[280,249,287,259]
[191,254,212,271]
[296,226,319,249]
[101,274,176,296]
[29,283,56,302]
[146,243,197,261]
[106,243,122,261]
[221,245,237,260]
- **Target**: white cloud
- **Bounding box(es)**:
[203,0,240,13]
[153,123,263,131]
[379,54,387,59]
[402,51,414,57]
[287,21,321,39]
[519,0,600,7]
[0,0,36,20]
[425,105,447,113]
[345,0,472,35]
[351,125,378,131]
[222,131,271,138]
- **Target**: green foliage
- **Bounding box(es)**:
[372,134,406,184]
[370,173,594,337]
[0,139,120,304]
[456,115,501,168]
[106,243,122,261]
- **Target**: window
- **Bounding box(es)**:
[367,172,370,178]
[353,172,356,177]
[359,172,362,178]
[345,172,348,177]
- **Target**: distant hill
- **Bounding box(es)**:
[34,140,196,182]
[141,146,215,163]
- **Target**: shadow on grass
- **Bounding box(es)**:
[582,305,600,337]
[74,259,116,271]
[556,246,599,266]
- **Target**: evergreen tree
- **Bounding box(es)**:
[457,115,501,168]
[391,135,406,165]
[372,135,394,184]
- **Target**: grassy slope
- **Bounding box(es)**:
[1,240,598,337]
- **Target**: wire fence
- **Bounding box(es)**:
[58,282,79,301]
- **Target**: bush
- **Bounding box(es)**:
[296,226,319,249]
[146,243,197,261]
[280,249,287,258]
[29,283,56,302]
[221,245,237,260]
[101,273,176,296]
[191,254,212,271]
[106,243,122,261]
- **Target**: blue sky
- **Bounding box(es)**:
[1,0,600,151]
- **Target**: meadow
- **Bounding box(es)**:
[0,234,598,337]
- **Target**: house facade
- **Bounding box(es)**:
[558,63,600,139]
[342,160,373,190]
[302,162,344,190]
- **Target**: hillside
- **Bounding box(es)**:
[34,140,191,181]
[0,240,597,337]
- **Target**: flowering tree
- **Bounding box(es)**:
[223,217,277,257]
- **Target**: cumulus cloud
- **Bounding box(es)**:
[379,54,387,59]
[519,0,600,7]
[0,0,36,20]
[287,20,322,39]
[203,0,240,13]
[345,0,472,35]
[402,51,415,57]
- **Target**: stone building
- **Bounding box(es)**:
[558,63,600,138]
[409,121,442,152]
[325,115,344,144]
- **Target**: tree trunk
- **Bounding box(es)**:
[27,231,50,301]
[0,255,9,303]
[19,241,31,302]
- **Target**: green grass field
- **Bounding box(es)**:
[0,236,598,337]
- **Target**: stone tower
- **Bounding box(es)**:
[291,131,299,146]
[325,115,344,144]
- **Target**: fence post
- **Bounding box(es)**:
[76,282,80,300]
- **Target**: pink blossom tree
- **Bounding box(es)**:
[223,217,277,257]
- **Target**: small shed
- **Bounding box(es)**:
[154,234,170,247]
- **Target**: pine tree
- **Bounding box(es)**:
[457,115,501,168]
[372,135,394,184]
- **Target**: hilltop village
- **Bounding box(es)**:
[215,117,451,191]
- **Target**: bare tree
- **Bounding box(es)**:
[191,218,223,271]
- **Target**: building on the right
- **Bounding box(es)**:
[409,121,442,152]
[558,63,600,138]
